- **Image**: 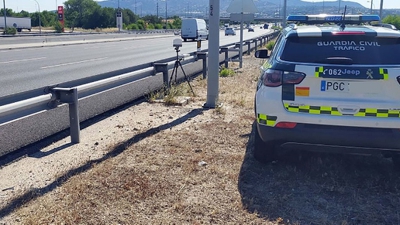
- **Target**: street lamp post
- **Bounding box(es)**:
[33,0,41,35]
[165,0,167,29]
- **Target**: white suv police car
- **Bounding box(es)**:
[254,14,400,165]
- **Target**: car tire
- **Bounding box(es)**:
[253,126,276,163]
[183,38,187,42]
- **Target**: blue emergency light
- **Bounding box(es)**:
[287,14,380,24]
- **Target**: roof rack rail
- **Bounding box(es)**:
[286,14,380,25]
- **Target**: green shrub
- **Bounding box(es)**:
[382,15,400,30]
[127,23,139,30]
[219,67,235,77]
[147,23,155,29]
[4,27,16,35]
[266,41,275,51]
[54,22,63,33]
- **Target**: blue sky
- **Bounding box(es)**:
[4,0,399,14]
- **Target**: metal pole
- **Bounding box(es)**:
[33,0,41,35]
[69,88,80,143]
[56,0,58,22]
[165,0,167,29]
[204,0,220,108]
[3,0,7,34]
[157,1,158,18]
[370,0,373,14]
[239,12,243,68]
[117,0,121,32]
[283,0,287,27]
[379,0,383,21]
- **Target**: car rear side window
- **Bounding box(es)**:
[280,36,400,65]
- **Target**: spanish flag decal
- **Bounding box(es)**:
[295,87,310,97]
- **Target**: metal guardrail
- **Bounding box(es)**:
[0,31,279,157]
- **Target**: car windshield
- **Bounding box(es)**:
[280,36,400,65]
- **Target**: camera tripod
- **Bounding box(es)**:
[169,47,195,95]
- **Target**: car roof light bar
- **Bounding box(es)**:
[286,14,380,24]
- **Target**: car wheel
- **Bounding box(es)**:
[253,126,276,163]
[183,38,187,42]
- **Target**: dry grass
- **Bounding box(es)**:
[67,27,119,33]
[2,50,400,224]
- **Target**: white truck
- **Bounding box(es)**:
[181,18,208,42]
[0,17,32,32]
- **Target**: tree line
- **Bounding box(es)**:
[0,0,182,32]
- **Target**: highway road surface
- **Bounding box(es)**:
[0,27,271,98]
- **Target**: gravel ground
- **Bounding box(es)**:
[1,53,400,225]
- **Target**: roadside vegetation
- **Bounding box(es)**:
[0,0,182,32]
[219,67,236,77]
[382,15,400,29]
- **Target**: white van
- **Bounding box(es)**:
[181,18,209,42]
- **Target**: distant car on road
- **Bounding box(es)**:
[225,27,236,36]
[263,23,269,29]
[248,26,254,32]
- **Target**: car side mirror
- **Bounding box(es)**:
[255,49,269,58]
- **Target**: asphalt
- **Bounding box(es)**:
[0,33,176,50]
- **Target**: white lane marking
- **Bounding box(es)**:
[41,57,108,69]
[0,57,47,64]
[84,46,100,49]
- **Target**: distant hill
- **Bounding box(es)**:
[96,0,369,17]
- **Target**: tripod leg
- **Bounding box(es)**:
[169,61,178,88]
[178,61,195,95]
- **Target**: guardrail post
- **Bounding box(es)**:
[220,47,229,69]
[52,87,80,143]
[154,63,169,89]
[254,39,258,52]
[197,52,208,79]
[246,41,251,55]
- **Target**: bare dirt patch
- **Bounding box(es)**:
[1,53,400,224]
